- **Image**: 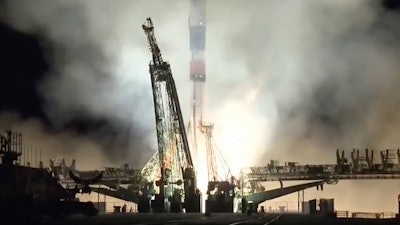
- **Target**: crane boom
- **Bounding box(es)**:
[143,18,193,169]
[142,17,199,213]
[142,19,163,67]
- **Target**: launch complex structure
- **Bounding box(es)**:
[50,11,400,214]
[4,0,400,216]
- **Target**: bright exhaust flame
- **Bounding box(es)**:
[211,88,278,177]
[194,86,278,211]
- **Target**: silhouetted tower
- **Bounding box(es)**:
[188,0,206,171]
[0,130,22,166]
[142,18,200,213]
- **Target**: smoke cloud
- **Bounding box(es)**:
[1,0,193,167]
[2,0,400,212]
[0,111,110,170]
[206,0,400,165]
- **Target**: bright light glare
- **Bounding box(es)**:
[211,88,277,177]
[193,86,277,213]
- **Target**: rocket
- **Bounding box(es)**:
[188,0,206,171]
[189,0,206,82]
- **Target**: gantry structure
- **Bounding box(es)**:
[51,148,400,214]
[240,149,400,196]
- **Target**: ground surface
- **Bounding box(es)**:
[35,212,399,225]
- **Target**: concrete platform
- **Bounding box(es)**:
[34,213,400,225]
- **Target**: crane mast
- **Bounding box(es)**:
[142,18,200,213]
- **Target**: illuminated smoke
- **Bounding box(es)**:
[198,0,400,170]
[205,0,400,212]
[0,112,111,170]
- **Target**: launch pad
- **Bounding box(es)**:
[36,212,399,225]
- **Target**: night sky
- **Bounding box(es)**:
[0,23,48,122]
[0,18,136,164]
[0,22,126,133]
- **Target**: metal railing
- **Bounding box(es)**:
[335,211,397,219]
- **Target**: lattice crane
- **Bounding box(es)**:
[142,18,200,213]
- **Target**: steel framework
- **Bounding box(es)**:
[142,17,199,212]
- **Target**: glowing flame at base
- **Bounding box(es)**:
[195,140,211,212]
[211,89,277,176]
[194,88,277,212]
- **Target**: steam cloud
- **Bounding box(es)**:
[1,0,400,211]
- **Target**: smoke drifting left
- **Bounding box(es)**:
[0,0,192,169]
[0,21,150,169]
